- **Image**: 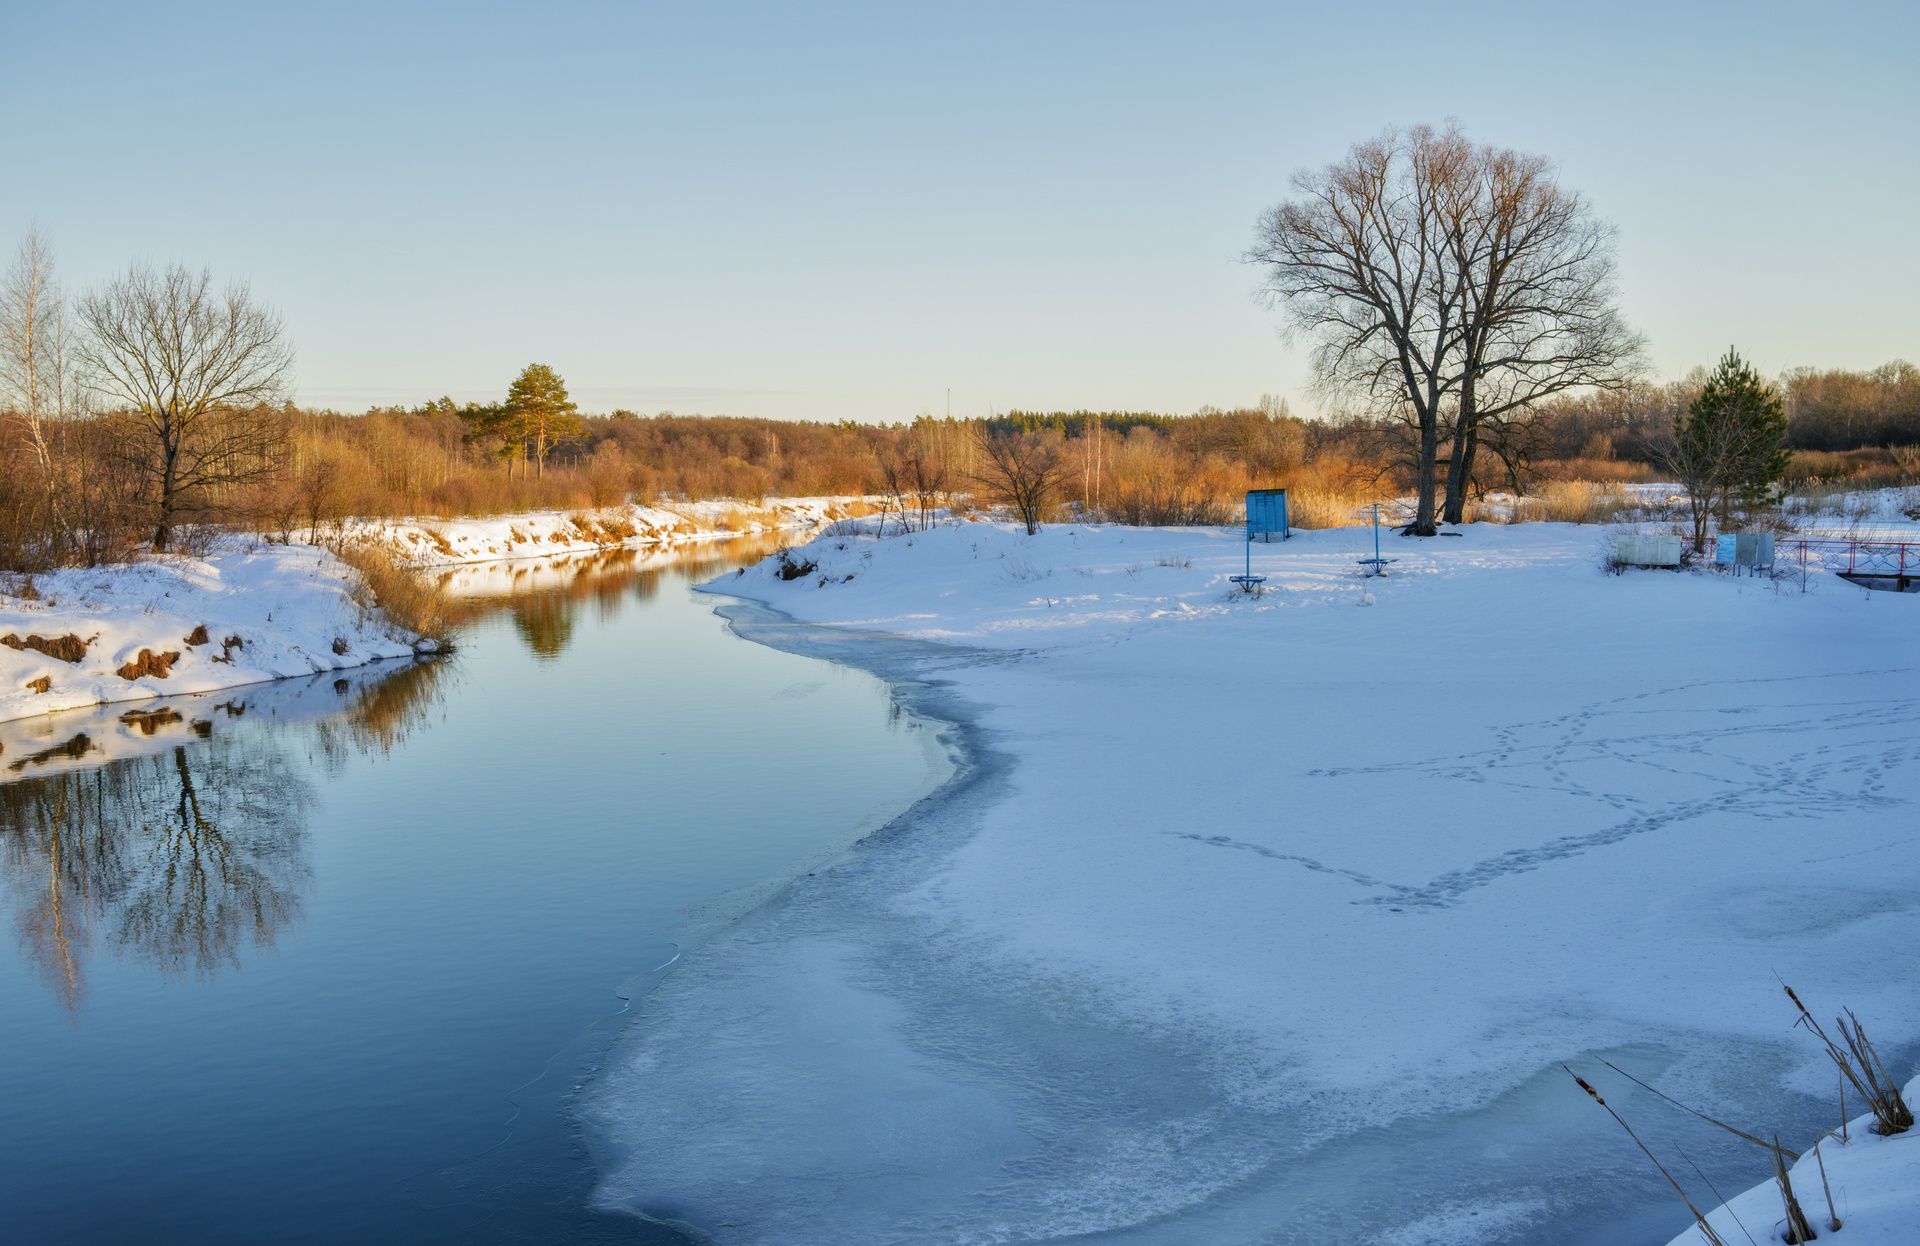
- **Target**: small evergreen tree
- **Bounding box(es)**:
[503,363,583,478]
[1670,348,1787,550]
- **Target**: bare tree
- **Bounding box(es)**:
[0,227,75,558]
[76,263,292,550]
[875,422,951,533]
[1249,126,1469,534]
[1437,143,1643,521]
[968,426,1071,535]
[1250,124,1637,533]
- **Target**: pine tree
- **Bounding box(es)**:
[503,363,583,478]
[1670,348,1788,549]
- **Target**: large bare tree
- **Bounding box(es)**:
[1249,126,1468,534]
[76,263,292,550]
[1249,124,1637,534]
[1436,144,1642,521]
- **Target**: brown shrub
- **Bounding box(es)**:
[334,540,464,646]
[1512,481,1637,524]
[117,649,181,680]
[184,624,211,646]
[2,632,90,663]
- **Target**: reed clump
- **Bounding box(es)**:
[1782,984,1913,1136]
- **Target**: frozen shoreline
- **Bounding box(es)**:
[585,518,1920,1244]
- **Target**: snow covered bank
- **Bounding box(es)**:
[0,495,865,726]
[369,496,872,567]
[0,543,424,724]
[1666,1078,1920,1245]
[586,519,1920,1243]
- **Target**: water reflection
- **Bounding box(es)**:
[1,734,311,1010]
[437,535,790,661]
[0,536,800,1012]
[0,659,448,1011]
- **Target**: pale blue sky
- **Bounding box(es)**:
[9,1,1916,421]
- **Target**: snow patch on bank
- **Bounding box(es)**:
[0,542,422,724]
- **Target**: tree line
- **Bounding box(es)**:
[5,166,1919,575]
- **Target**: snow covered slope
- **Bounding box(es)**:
[1666,1081,1920,1246]
[0,543,422,724]
[588,519,1920,1244]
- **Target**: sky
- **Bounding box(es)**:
[8,1,1917,423]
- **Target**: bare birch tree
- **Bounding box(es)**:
[76,264,293,550]
[0,228,75,554]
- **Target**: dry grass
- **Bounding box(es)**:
[334,539,465,646]
[115,648,181,680]
[1,632,90,663]
[1783,984,1913,1136]
[1565,1067,1728,1246]
[1511,481,1639,524]
[1284,460,1377,530]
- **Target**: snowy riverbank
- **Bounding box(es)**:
[0,496,862,725]
[369,495,872,566]
[1664,1076,1920,1245]
[0,543,425,725]
[586,518,1920,1244]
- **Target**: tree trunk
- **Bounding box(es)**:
[153,435,179,552]
[1408,409,1440,535]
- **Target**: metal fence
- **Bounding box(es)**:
[1778,535,1920,582]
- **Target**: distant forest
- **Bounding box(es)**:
[5,357,1920,572]
[255,359,1919,523]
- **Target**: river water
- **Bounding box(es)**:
[0,537,949,1244]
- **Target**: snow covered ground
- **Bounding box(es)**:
[584,518,1920,1243]
[0,542,424,725]
[368,495,872,566]
[1665,1076,1920,1245]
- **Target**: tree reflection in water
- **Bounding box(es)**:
[0,736,310,1010]
[438,533,789,662]
[0,657,449,1012]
